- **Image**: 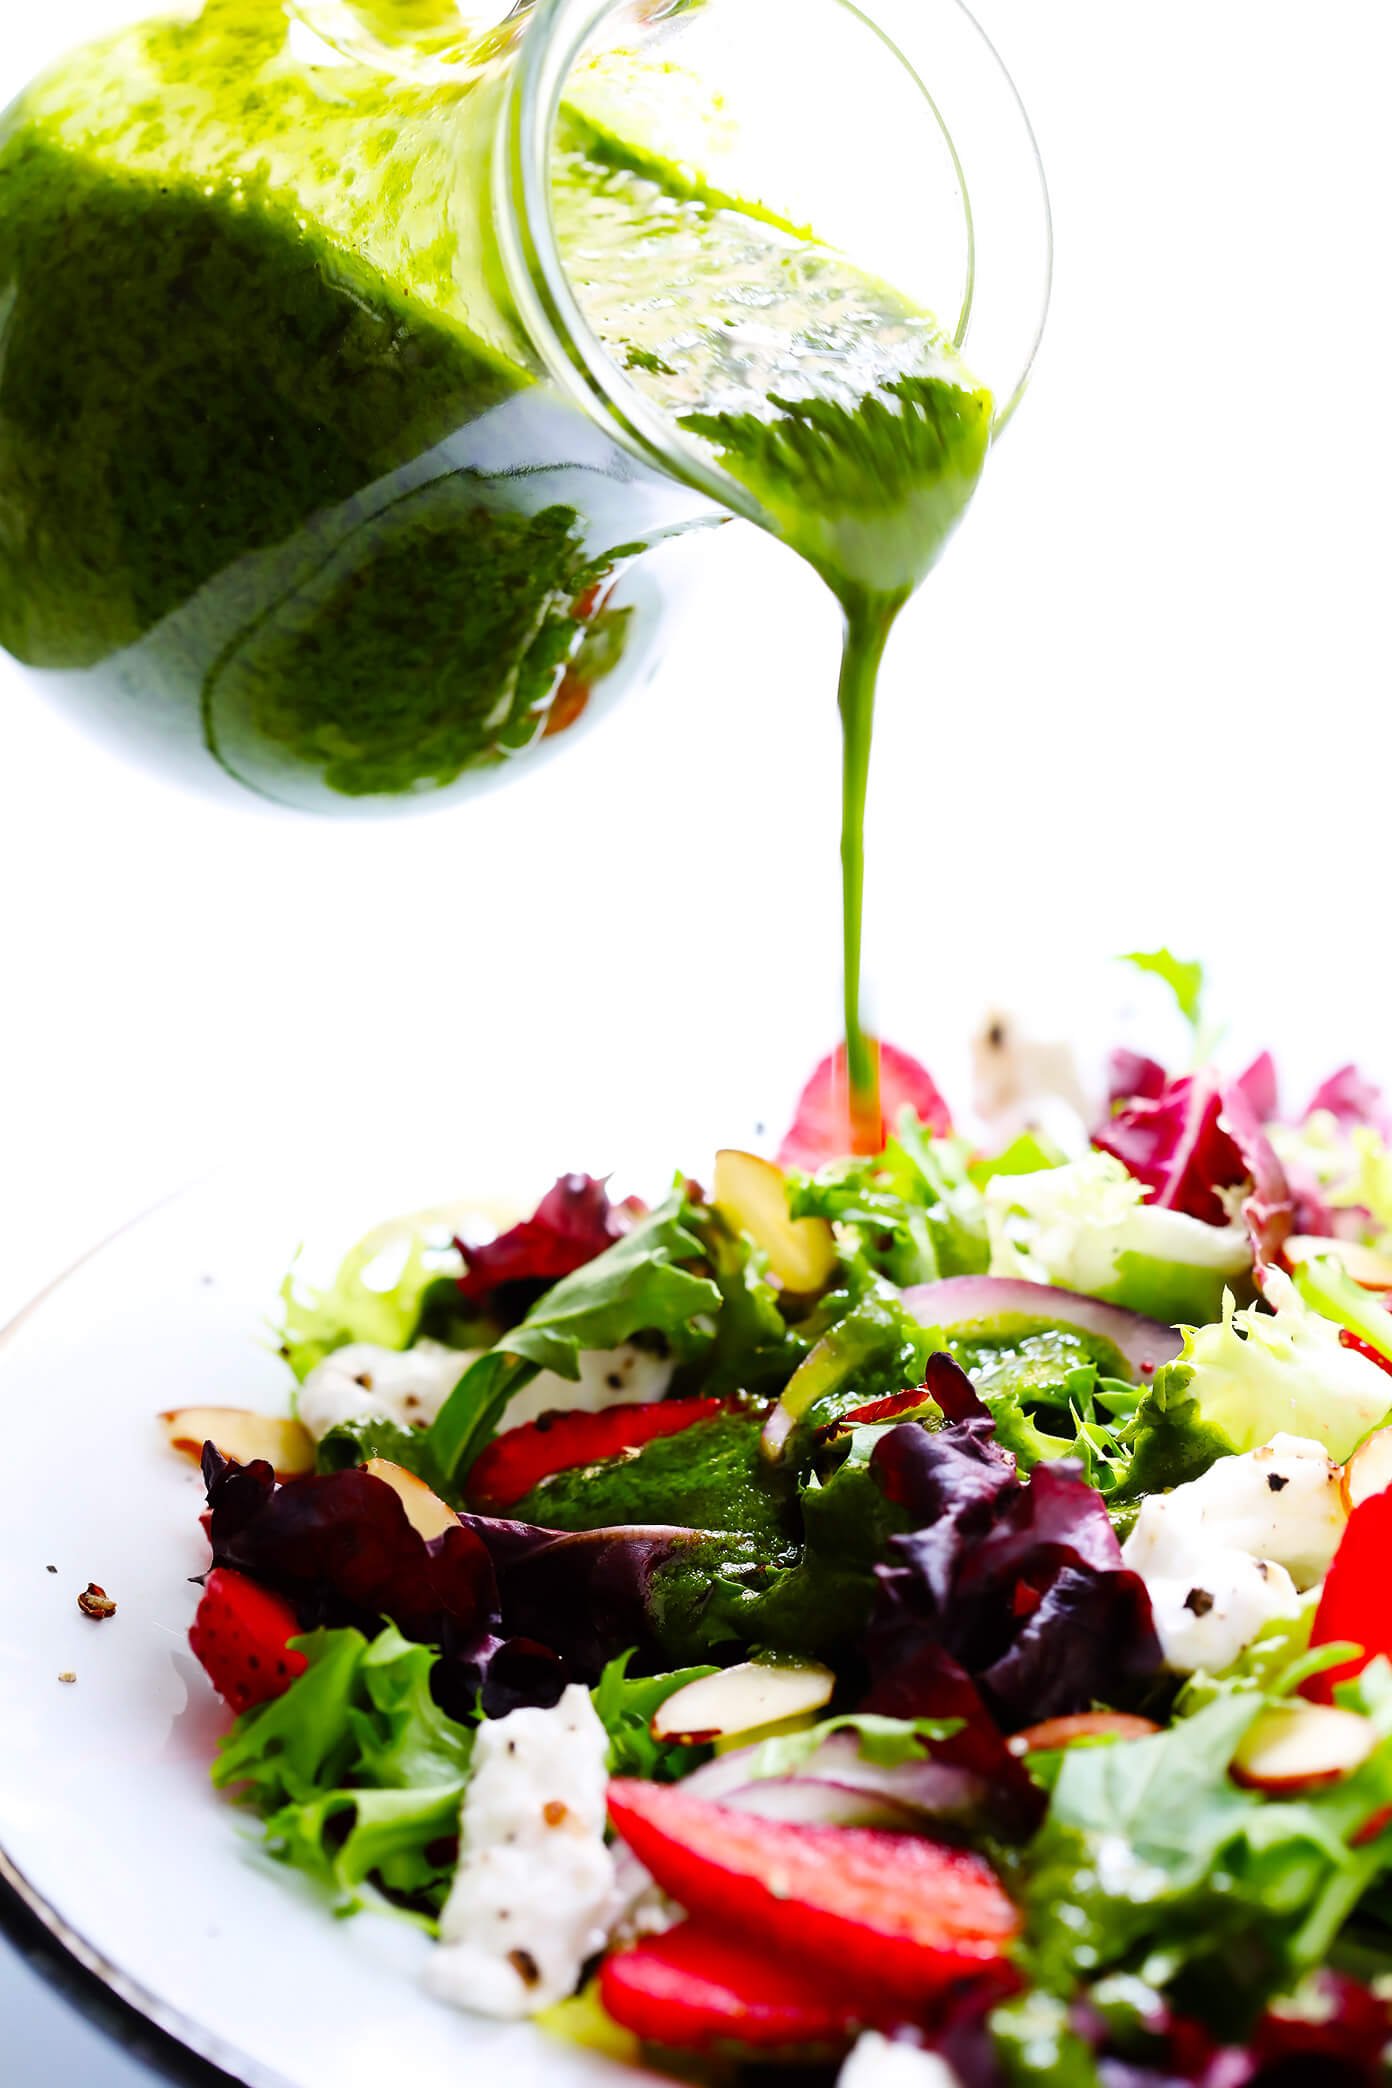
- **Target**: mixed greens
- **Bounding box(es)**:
[175,973,1392,2084]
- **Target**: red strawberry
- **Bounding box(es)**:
[188,1566,308,1714]
[606,1782,1019,2005]
[778,1043,952,1173]
[600,1920,864,2053]
[1303,1490,1392,1704]
[465,1397,727,1513]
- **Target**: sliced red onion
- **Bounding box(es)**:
[676,1731,984,1826]
[716,1779,920,1830]
[901,1275,1183,1383]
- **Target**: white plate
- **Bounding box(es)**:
[0,1134,721,2088]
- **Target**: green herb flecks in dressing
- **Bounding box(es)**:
[554,147,993,1133]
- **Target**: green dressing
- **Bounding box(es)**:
[0,0,992,1093]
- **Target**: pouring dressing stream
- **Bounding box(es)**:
[0,0,1048,1134]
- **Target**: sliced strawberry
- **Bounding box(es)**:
[778,1043,952,1173]
[188,1566,307,1714]
[1303,1489,1392,1705]
[600,1920,864,2053]
[465,1397,727,1513]
[606,1782,1018,2005]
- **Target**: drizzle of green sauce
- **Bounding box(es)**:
[554,143,994,1123]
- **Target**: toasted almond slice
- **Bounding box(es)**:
[1231,1700,1375,1794]
[1342,1426,1392,1513]
[160,1407,314,1480]
[651,1658,836,1747]
[1007,1712,1160,1757]
[363,1457,459,1541]
[1285,1236,1392,1290]
[713,1150,837,1295]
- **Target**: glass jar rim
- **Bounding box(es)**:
[493,0,1054,520]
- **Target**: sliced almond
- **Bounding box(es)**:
[160,1407,314,1480]
[1285,1236,1392,1290]
[1342,1426,1392,1513]
[362,1457,459,1541]
[1008,1712,1160,1757]
[651,1658,836,1747]
[713,1150,837,1295]
[1231,1700,1375,1794]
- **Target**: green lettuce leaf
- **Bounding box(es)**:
[1111,1360,1238,1507]
[689,1205,810,1397]
[1293,1254,1392,1369]
[590,1651,718,1781]
[788,1118,989,1289]
[1174,1596,1362,1717]
[985,1152,1250,1327]
[314,1417,456,1492]
[1119,947,1206,1031]
[1165,1270,1392,1462]
[428,1188,722,1481]
[213,1625,473,1916]
[277,1221,471,1383]
[750,1712,960,1778]
[1014,1691,1392,2033]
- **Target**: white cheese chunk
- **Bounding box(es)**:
[296,1339,477,1440]
[1123,1432,1347,1674]
[839,2033,961,2088]
[1139,1550,1301,1675]
[501,1344,674,1431]
[1125,1433,1346,1592]
[428,1684,618,2020]
[297,1339,673,1443]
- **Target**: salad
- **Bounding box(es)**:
[168,957,1392,2086]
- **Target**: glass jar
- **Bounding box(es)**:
[0,0,1050,812]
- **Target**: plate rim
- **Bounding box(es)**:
[0,1181,296,2088]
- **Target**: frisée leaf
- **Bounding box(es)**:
[212,1625,473,1916]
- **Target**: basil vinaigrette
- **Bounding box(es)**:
[0,0,992,1122]
[553,145,994,1132]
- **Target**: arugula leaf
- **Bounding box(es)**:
[750,1712,960,1778]
[590,1651,717,1780]
[428,1189,721,1481]
[1119,947,1206,1032]
[213,1626,473,1916]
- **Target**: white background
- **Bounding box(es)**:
[3,0,1392,1329]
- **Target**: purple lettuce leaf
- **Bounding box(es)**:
[200,1450,700,1712]
[865,1421,1161,1730]
[1107,1048,1171,1113]
[1094,1071,1293,1268]
[455,1173,640,1318]
[1305,1064,1392,1138]
[1233,1051,1279,1123]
